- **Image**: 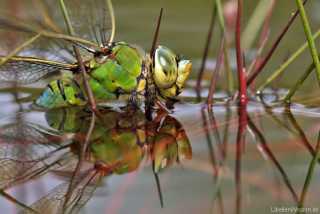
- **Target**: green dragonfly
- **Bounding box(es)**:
[0,0,192,109]
[0,107,192,212]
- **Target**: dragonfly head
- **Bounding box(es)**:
[153,46,192,99]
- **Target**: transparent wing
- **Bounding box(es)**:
[0,122,74,189]
[46,0,114,46]
[0,0,101,64]
[0,1,77,62]
[20,170,101,214]
[0,56,78,84]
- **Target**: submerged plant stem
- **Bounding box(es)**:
[296,0,320,86]
[298,132,320,210]
[0,190,37,213]
[247,116,299,203]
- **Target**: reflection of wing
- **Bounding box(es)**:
[21,170,101,214]
[0,122,74,189]
[0,56,77,84]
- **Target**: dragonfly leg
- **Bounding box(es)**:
[155,100,173,114]
[128,91,140,107]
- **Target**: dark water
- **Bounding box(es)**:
[1,0,320,214]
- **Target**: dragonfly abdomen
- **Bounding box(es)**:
[35,78,86,108]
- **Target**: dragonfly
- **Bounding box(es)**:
[0,0,192,109]
[0,107,192,213]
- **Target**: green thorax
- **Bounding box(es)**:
[88,42,144,100]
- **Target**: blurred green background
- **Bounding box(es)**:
[115,0,320,93]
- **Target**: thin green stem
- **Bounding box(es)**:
[214,0,225,33]
[224,44,234,94]
[283,64,314,102]
[35,0,62,32]
[247,35,269,76]
[106,0,116,45]
[242,0,273,50]
[41,30,98,48]
[247,0,308,87]
[0,13,99,48]
[257,28,320,92]
[59,0,74,35]
[214,0,234,94]
[296,0,320,86]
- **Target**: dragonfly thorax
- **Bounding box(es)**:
[87,42,145,100]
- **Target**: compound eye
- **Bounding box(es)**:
[153,46,178,89]
[176,59,192,89]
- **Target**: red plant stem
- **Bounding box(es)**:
[196,5,216,100]
[150,8,163,57]
[259,0,275,47]
[146,8,163,121]
[247,0,275,90]
[247,0,309,86]
[235,0,247,105]
[252,0,275,73]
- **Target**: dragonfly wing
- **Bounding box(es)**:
[20,170,100,214]
[44,0,114,46]
[0,0,98,64]
[0,122,74,189]
[0,56,78,84]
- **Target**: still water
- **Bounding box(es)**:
[0,0,320,214]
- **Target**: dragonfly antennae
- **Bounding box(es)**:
[73,42,98,54]
[150,8,163,57]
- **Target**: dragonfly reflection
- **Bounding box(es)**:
[0,107,192,213]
